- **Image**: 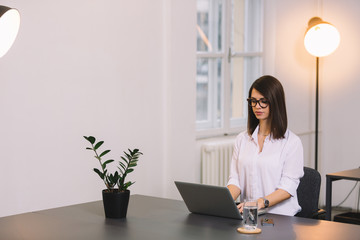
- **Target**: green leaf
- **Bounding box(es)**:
[106,176,116,188]
[102,159,114,169]
[118,176,124,182]
[121,156,128,164]
[119,162,126,170]
[129,163,137,167]
[99,150,111,157]
[123,151,131,159]
[94,141,104,150]
[122,181,134,190]
[108,174,114,182]
[84,136,96,144]
[125,168,134,174]
[93,168,104,179]
[108,171,120,185]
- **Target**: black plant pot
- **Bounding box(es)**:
[102,189,130,218]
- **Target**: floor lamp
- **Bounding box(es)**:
[0,5,20,58]
[304,17,340,171]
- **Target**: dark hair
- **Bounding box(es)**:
[247,75,287,139]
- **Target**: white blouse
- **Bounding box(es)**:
[227,126,304,216]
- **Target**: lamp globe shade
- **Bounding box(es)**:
[0,6,20,58]
[304,17,340,57]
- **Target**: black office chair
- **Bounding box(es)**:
[295,167,326,219]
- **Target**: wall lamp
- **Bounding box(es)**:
[0,5,20,58]
[304,17,340,171]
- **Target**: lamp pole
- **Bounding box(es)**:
[315,57,319,171]
[304,17,340,172]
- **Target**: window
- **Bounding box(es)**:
[196,0,263,137]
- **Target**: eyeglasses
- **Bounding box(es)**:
[247,98,269,108]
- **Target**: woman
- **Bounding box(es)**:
[227,75,304,216]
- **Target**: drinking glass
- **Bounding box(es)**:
[243,199,258,230]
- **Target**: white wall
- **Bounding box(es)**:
[320,0,360,208]
[161,0,197,198]
[0,0,196,217]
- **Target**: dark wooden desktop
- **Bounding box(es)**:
[0,194,359,240]
[326,168,360,220]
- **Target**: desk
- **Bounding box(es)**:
[0,195,359,240]
[326,168,360,220]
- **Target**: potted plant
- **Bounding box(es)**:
[84,136,143,218]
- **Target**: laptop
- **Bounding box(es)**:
[175,181,243,219]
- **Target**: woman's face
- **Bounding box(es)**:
[250,88,270,121]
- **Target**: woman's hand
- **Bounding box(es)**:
[237,202,244,213]
[237,199,263,214]
[257,198,265,209]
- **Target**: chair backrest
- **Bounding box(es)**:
[295,167,321,218]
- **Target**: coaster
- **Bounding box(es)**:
[237,227,262,234]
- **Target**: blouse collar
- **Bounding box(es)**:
[250,125,274,143]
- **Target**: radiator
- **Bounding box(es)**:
[201,138,235,187]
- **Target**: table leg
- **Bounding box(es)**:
[325,176,332,221]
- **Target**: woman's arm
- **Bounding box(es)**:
[257,189,290,209]
[227,134,244,202]
[235,189,290,213]
[227,184,241,201]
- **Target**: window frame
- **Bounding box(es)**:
[196,0,264,139]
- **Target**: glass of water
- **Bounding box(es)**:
[243,199,258,230]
